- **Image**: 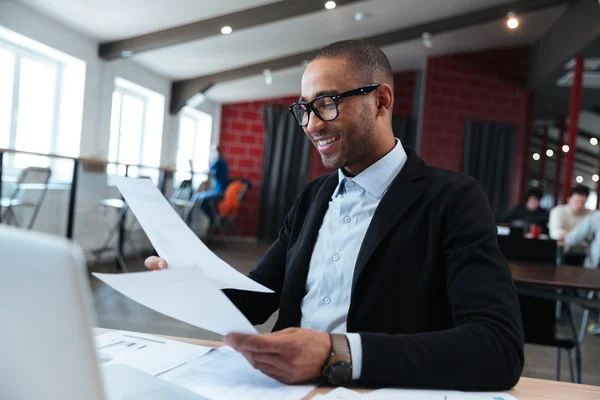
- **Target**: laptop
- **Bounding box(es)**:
[0,225,206,400]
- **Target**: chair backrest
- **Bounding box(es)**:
[7,167,52,201]
[497,236,559,344]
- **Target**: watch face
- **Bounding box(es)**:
[327,362,352,385]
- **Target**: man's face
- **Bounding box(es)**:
[300,58,377,172]
[526,196,540,211]
[568,194,588,215]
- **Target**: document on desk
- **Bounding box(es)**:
[94,330,212,376]
[112,176,271,293]
[312,387,364,399]
[93,266,258,335]
[160,346,316,400]
[364,388,518,400]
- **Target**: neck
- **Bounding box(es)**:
[344,132,396,176]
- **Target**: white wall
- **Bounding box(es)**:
[0,0,214,260]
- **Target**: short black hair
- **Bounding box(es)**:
[571,185,590,197]
[312,40,394,90]
[526,187,543,201]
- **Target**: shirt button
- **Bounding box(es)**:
[344,216,351,223]
[324,297,331,304]
[347,181,355,187]
[333,254,340,261]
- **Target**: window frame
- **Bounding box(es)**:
[0,38,63,169]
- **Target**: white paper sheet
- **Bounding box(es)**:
[365,388,518,400]
[313,387,364,399]
[160,346,316,400]
[93,266,258,335]
[94,330,212,376]
[113,176,271,293]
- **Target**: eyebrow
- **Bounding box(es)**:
[299,89,339,103]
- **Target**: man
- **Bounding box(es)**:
[147,40,523,390]
[564,212,600,336]
[497,187,549,230]
[549,185,592,240]
[184,146,230,228]
[549,185,592,265]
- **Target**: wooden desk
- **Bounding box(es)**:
[510,263,600,292]
[94,329,600,399]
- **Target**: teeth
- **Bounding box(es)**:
[318,136,340,146]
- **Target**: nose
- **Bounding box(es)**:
[305,110,326,136]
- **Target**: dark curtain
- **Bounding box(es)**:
[392,116,416,149]
[257,105,311,241]
[463,120,516,216]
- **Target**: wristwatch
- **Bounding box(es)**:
[322,334,353,385]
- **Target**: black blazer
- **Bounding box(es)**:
[224,148,524,390]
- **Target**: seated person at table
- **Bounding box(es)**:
[564,211,600,335]
[146,40,524,390]
[497,187,548,230]
[185,146,230,227]
[549,185,592,240]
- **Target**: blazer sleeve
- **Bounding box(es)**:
[222,191,299,325]
[358,180,524,391]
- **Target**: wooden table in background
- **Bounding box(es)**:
[94,328,600,400]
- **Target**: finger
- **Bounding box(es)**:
[251,352,290,371]
[225,334,283,354]
[144,256,167,270]
[254,361,292,384]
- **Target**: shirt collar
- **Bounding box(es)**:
[332,138,407,199]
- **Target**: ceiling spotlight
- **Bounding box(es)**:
[507,12,519,29]
[353,12,367,21]
[325,1,336,10]
[592,137,599,146]
[302,60,310,67]
[594,174,599,183]
[120,50,134,58]
[532,153,540,161]
[263,69,273,85]
[562,145,570,153]
[422,32,433,48]
[221,26,233,35]
[576,176,584,183]
[546,149,554,157]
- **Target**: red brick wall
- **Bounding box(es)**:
[418,47,531,206]
[219,71,417,236]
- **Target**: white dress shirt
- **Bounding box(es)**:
[300,139,407,379]
[549,204,592,240]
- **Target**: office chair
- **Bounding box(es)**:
[207,180,249,246]
[0,166,52,230]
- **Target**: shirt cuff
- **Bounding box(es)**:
[346,333,362,380]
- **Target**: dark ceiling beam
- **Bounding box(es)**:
[170,0,569,113]
[99,0,364,60]
[529,0,600,90]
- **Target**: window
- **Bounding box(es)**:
[108,78,165,183]
[175,107,213,182]
[0,32,85,182]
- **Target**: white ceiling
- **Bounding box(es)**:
[207,5,566,104]
[17,0,279,41]
[15,0,567,104]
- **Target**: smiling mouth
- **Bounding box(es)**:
[317,135,341,147]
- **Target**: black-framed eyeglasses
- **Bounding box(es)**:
[288,84,381,127]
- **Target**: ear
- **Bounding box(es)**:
[375,84,393,117]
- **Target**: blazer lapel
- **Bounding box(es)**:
[351,149,427,291]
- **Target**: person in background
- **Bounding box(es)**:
[549,185,592,240]
[497,187,549,230]
[549,185,593,266]
[564,212,600,335]
[184,146,230,229]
